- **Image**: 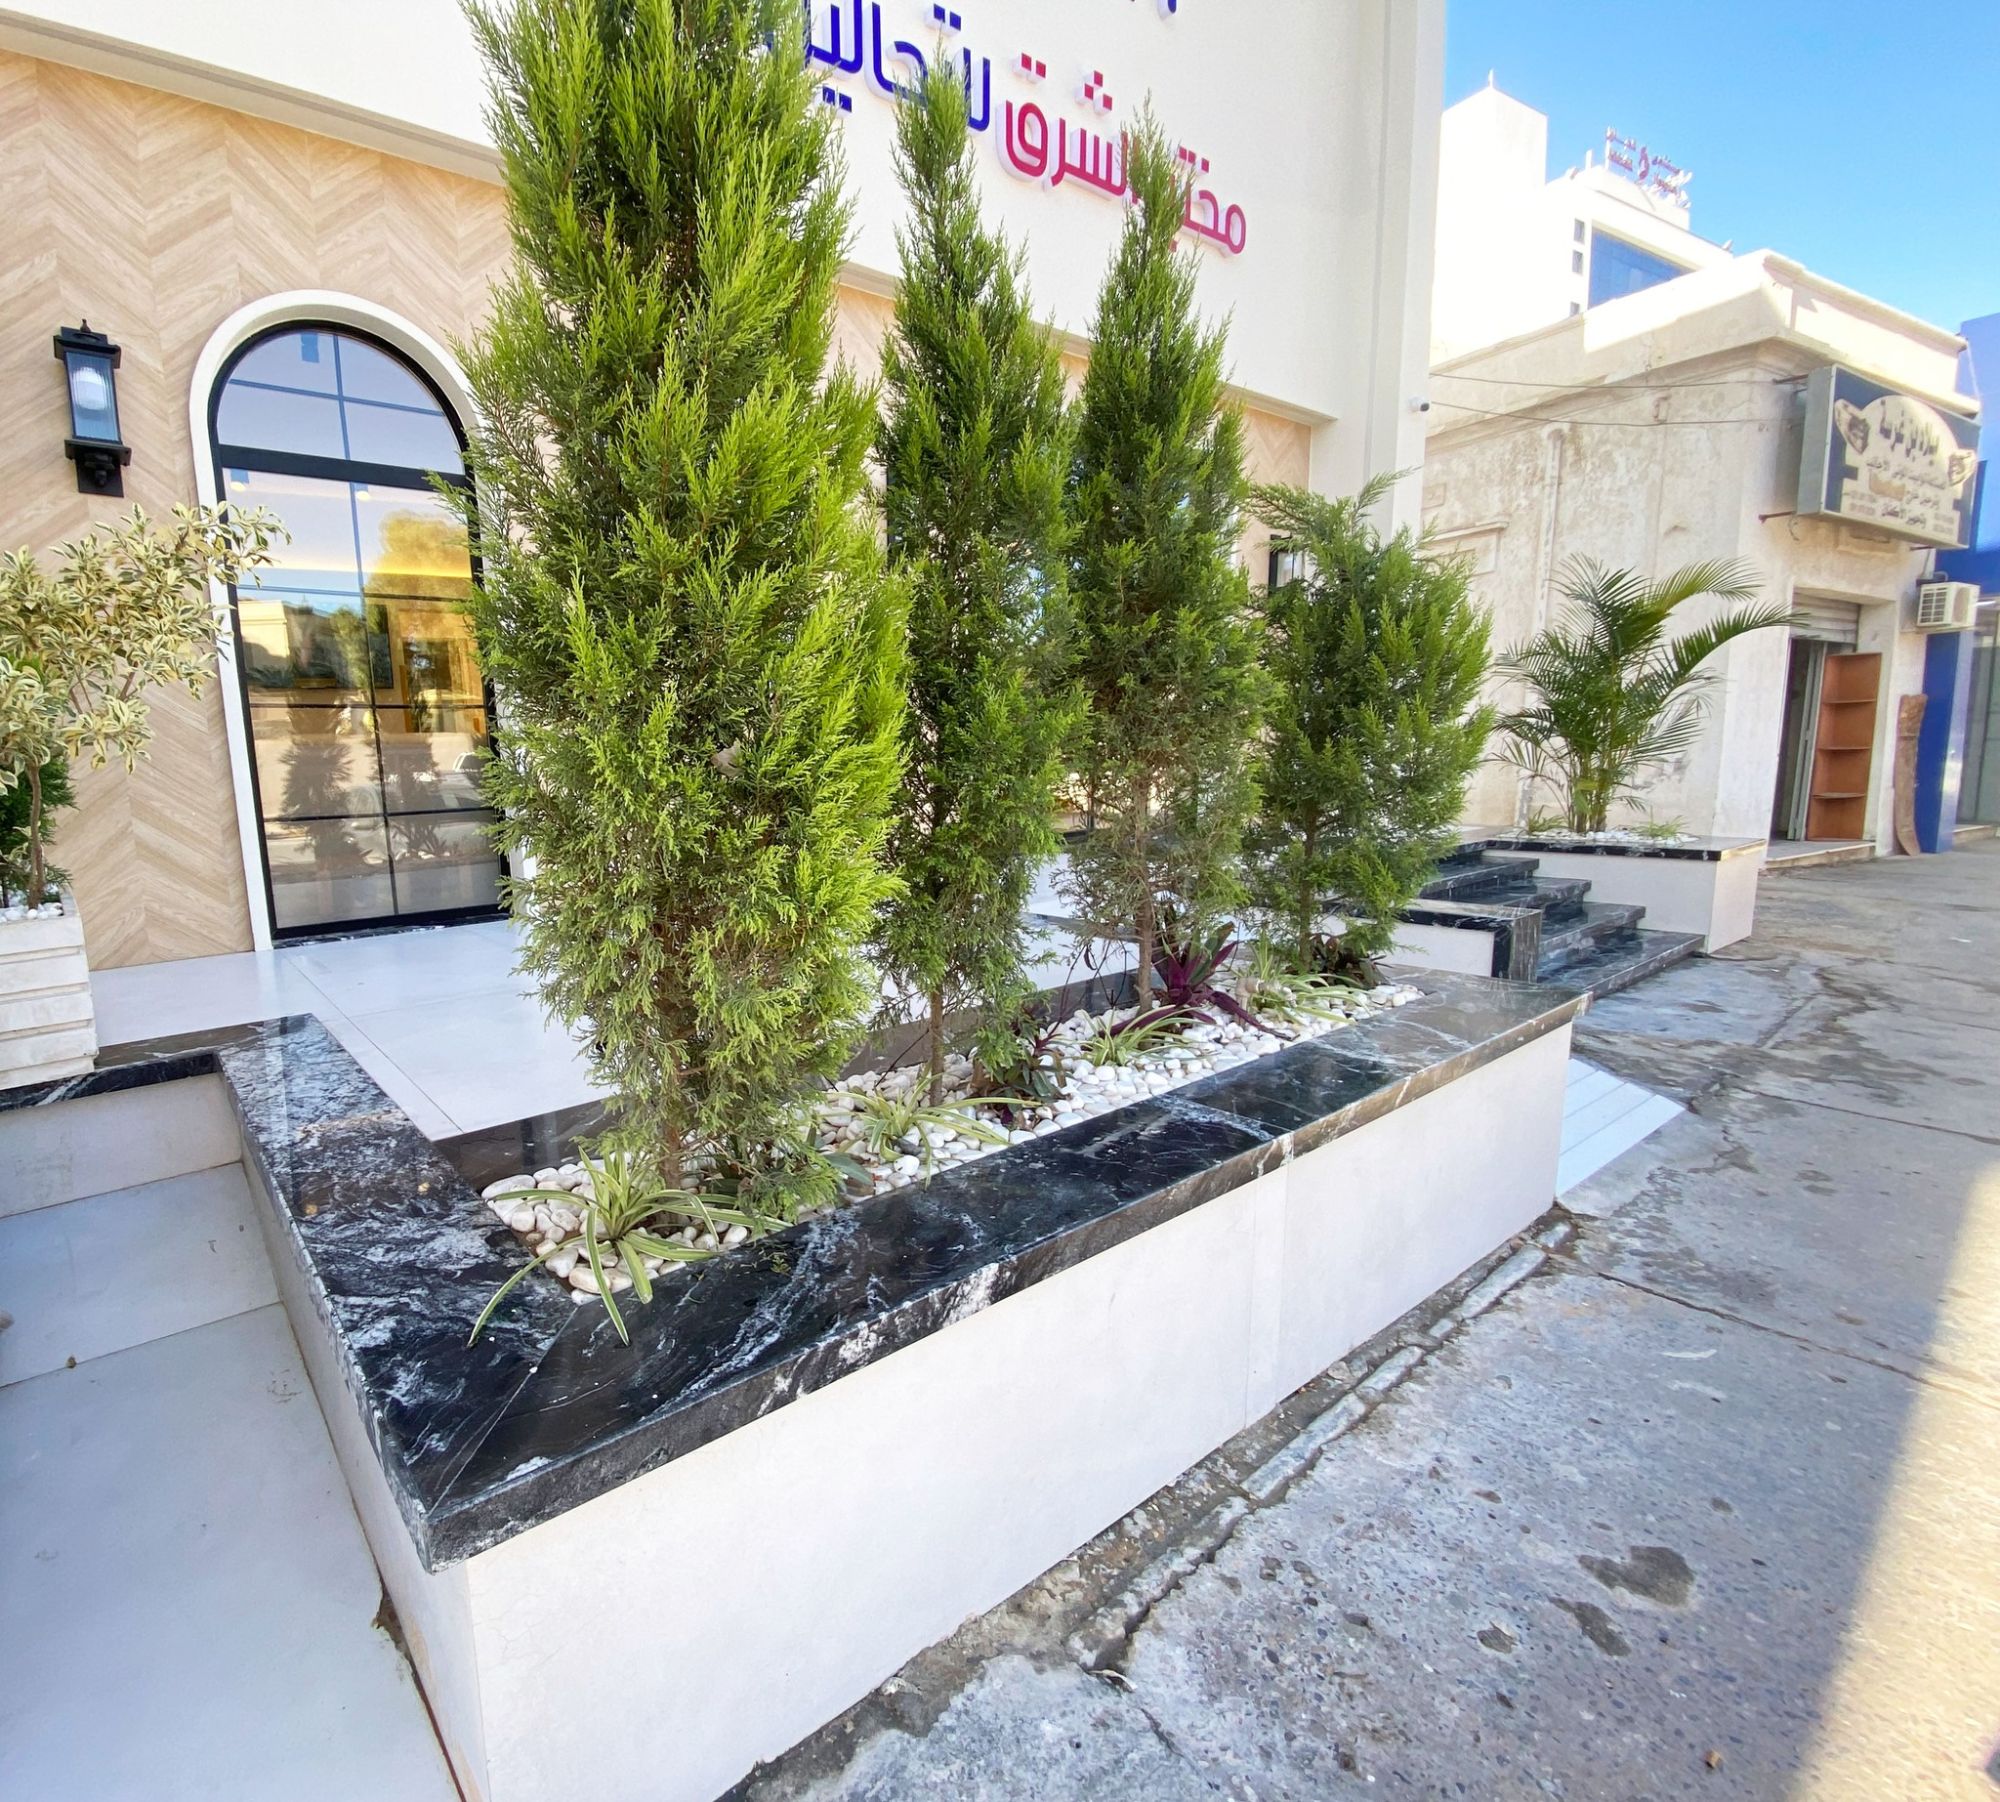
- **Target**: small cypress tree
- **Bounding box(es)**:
[458,0,906,1203]
[877,59,1077,1101]
[1068,115,1265,998]
[1247,477,1496,971]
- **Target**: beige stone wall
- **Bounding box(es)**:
[2,50,1315,969]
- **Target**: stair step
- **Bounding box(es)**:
[1538,901,1646,964]
[1538,927,1704,1000]
[1421,855,1540,901]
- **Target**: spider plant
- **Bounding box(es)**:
[1080,1010,1186,1068]
[843,1084,1014,1169]
[1498,557,1792,834]
[469,1147,782,1347]
[1234,938,1360,1027]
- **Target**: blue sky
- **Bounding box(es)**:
[1444,0,2000,335]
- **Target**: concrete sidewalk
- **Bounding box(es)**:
[736,845,2000,1801]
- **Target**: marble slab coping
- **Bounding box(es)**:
[0,970,1585,1570]
[1458,830,1767,863]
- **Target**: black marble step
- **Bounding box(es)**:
[1421,854,1540,902]
[1538,926,1703,999]
[1537,900,1647,966]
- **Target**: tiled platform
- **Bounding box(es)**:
[1556,1056,1682,1193]
[0,1162,456,1802]
[89,919,601,1139]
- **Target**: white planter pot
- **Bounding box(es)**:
[0,894,98,1090]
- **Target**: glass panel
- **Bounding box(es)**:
[228,468,366,592]
[334,334,437,410]
[388,810,505,915]
[343,400,463,474]
[230,330,340,395]
[375,706,489,814]
[216,329,500,933]
[1588,233,1687,309]
[249,700,383,819]
[264,816,395,931]
[215,381,347,458]
[236,590,375,696]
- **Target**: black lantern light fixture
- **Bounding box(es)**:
[53,322,131,496]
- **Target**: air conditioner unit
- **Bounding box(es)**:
[1913,580,1979,632]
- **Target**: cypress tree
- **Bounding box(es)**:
[1247,477,1496,971]
[1067,116,1265,1000]
[458,0,906,1205]
[877,59,1077,1102]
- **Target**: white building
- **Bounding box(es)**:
[0,0,1444,967]
[1426,83,1979,855]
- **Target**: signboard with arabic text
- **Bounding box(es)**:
[804,1,1246,256]
[1797,366,1980,549]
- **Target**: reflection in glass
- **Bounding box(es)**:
[250,700,383,818]
[375,706,489,814]
[389,811,504,915]
[264,816,395,930]
[219,326,495,933]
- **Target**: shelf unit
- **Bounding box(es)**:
[1804,653,1881,842]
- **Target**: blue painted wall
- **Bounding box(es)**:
[1920,312,2000,843]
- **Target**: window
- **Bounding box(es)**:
[1568,302,1582,318]
[1573,219,1586,244]
[1571,249,1585,275]
[211,326,504,936]
[1588,232,1689,309]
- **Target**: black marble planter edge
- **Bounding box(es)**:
[1460,832,1764,864]
[0,973,1585,1572]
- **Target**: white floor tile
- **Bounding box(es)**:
[1558,1093,1684,1195]
[0,1305,458,1802]
[346,985,604,1134]
[0,1166,275,1388]
[282,918,525,1014]
[91,949,334,1046]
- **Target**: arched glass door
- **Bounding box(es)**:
[211,326,504,936]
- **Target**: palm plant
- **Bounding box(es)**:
[1498,558,1791,834]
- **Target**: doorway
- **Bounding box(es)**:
[209,325,505,937]
[1770,602,1880,843]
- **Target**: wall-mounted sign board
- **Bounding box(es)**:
[1798,365,1979,549]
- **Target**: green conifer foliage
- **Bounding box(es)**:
[1247,477,1496,969]
[877,60,1077,1101]
[1067,117,1265,999]
[458,0,906,1199]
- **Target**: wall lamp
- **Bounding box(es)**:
[53,322,131,496]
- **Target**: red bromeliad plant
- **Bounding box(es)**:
[1121,920,1266,1037]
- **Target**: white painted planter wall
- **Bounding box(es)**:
[1487,846,1766,951]
[0,897,97,1090]
[271,1023,1571,1802]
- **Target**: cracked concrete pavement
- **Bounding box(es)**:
[731,845,2000,1802]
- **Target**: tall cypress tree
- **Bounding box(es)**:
[1068,116,1265,998]
[877,59,1076,1101]
[1248,476,1496,971]
[458,0,906,1204]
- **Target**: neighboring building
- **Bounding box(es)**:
[0,0,1445,968]
[1425,84,1980,856]
[1431,80,1731,365]
[1930,313,2000,838]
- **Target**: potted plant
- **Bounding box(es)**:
[1497,556,1791,834]
[0,504,276,1087]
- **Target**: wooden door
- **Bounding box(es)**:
[1804,651,1882,841]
